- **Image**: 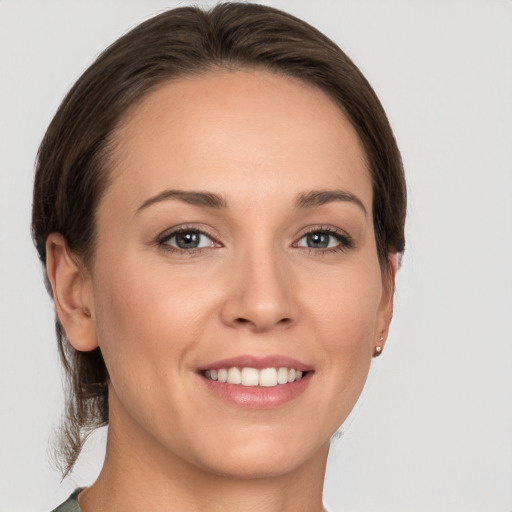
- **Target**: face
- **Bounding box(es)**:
[84,70,393,478]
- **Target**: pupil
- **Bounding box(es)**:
[176,232,200,249]
[308,232,329,248]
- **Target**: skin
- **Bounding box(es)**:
[47,69,395,512]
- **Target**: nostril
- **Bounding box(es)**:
[231,316,292,331]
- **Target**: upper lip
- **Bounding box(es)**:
[198,354,313,372]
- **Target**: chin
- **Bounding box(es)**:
[190,427,330,480]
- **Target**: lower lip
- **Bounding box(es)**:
[200,372,312,409]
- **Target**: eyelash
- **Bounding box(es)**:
[156,225,354,256]
[294,226,355,255]
[156,225,220,255]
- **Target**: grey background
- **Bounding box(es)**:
[0,1,511,510]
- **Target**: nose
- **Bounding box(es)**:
[220,247,298,333]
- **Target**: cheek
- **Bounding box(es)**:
[92,259,191,380]
[90,254,227,387]
[307,259,383,348]
[89,255,224,449]
[303,258,383,414]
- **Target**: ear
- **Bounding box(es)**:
[45,233,98,352]
[374,252,399,356]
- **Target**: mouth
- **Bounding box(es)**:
[198,355,313,408]
[202,367,307,387]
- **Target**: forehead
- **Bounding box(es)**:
[105,69,372,211]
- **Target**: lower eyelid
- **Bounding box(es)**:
[156,226,354,253]
[294,229,354,249]
[171,233,212,248]
[156,226,221,250]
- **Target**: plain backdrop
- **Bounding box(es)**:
[1,1,511,511]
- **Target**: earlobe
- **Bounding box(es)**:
[45,233,98,352]
[374,252,399,356]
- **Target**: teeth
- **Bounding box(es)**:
[277,367,289,385]
[227,367,242,384]
[260,368,278,387]
[204,367,306,387]
[241,367,259,386]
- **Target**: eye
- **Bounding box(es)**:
[159,229,217,251]
[295,229,353,251]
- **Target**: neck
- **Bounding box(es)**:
[79,396,328,512]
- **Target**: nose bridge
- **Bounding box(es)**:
[222,238,296,332]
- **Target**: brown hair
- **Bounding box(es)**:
[32,2,406,476]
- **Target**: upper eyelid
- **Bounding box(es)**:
[157,225,220,243]
[156,226,222,255]
[293,225,355,250]
[294,224,352,239]
[156,224,354,248]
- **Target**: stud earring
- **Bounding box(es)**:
[373,335,384,357]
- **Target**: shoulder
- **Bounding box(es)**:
[51,489,83,512]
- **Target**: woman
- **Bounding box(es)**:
[32,3,406,511]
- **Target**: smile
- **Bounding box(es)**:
[198,355,313,408]
[203,367,305,387]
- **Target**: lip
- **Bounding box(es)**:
[198,354,313,372]
[198,354,314,409]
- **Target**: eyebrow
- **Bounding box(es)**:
[136,189,227,213]
[136,187,366,216]
[295,189,367,215]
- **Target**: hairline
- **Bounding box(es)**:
[85,65,386,276]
